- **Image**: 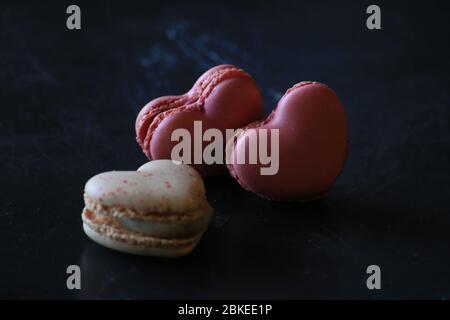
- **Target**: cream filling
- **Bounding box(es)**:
[118,207,213,238]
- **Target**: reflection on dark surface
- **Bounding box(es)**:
[79,243,210,299]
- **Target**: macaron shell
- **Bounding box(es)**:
[83,223,199,257]
[229,82,348,201]
[84,160,206,215]
[190,64,236,88]
[135,64,239,142]
[135,95,188,148]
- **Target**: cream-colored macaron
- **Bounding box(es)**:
[81,160,213,257]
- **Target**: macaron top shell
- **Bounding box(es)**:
[84,160,207,218]
[135,64,251,142]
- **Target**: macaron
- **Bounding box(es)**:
[135,64,263,177]
[227,82,348,201]
[81,160,213,257]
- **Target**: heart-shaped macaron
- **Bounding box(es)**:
[135,64,264,177]
[227,82,348,201]
[81,160,213,257]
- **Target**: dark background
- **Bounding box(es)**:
[1,0,449,299]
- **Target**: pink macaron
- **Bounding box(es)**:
[136,65,264,177]
[227,82,348,201]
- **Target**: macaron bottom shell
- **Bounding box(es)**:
[82,209,205,257]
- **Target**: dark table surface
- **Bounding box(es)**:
[1,0,450,299]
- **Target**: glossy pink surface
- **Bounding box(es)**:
[228,82,348,201]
